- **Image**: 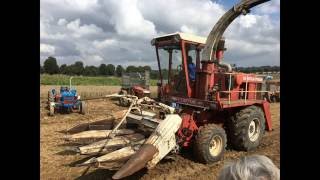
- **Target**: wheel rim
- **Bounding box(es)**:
[209,135,223,157]
[248,118,261,142]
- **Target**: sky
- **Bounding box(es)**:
[40,0,280,68]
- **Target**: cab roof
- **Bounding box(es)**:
[151,32,207,45]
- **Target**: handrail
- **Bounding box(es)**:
[244,74,248,104]
[220,91,269,93]
[228,74,232,104]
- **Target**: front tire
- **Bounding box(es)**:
[227,105,265,151]
[80,101,86,115]
[47,90,54,109]
[49,104,54,116]
[193,124,227,163]
[48,90,54,102]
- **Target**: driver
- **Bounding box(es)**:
[187,56,196,81]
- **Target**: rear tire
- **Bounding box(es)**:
[193,124,227,163]
[80,101,86,115]
[227,105,265,151]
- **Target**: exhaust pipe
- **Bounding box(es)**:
[216,37,232,72]
[112,114,182,179]
[218,61,232,72]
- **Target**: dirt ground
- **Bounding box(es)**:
[40,89,280,180]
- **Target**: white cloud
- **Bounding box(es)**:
[180,25,197,34]
[40,0,280,67]
[103,0,156,38]
[57,18,67,26]
[137,0,225,36]
[238,15,257,28]
[66,19,103,38]
[255,0,280,14]
[86,55,103,63]
[93,38,118,49]
[40,43,55,55]
[63,0,98,10]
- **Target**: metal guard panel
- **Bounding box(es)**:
[162,96,218,110]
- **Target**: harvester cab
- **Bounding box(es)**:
[151,32,206,98]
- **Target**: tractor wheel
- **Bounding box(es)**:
[80,101,86,115]
[49,104,54,116]
[119,97,130,107]
[119,90,130,107]
[227,105,265,151]
[47,90,54,109]
[193,124,227,164]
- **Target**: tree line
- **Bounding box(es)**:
[40,56,280,78]
[234,66,280,73]
[40,56,152,77]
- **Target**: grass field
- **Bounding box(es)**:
[40,74,158,86]
[40,85,158,100]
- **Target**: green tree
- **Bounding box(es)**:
[65,66,73,75]
[150,70,159,79]
[106,64,115,76]
[59,64,68,74]
[143,65,152,72]
[116,65,124,77]
[72,61,84,75]
[99,64,108,75]
[84,66,99,76]
[126,65,137,73]
[43,56,59,74]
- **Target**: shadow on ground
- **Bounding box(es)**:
[75,168,147,180]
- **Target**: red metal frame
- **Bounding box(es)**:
[155,45,163,85]
[262,101,272,131]
[181,40,192,98]
[168,50,172,84]
[177,109,198,147]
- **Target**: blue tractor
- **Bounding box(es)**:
[47,77,86,116]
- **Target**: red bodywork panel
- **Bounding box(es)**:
[181,40,192,97]
[177,109,198,147]
[261,101,272,131]
[132,85,149,98]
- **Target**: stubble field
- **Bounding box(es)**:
[40,85,279,180]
